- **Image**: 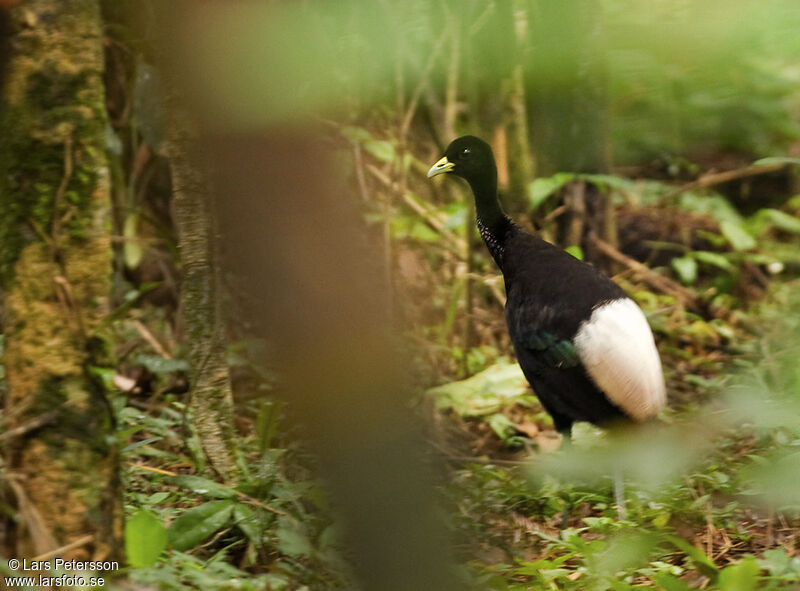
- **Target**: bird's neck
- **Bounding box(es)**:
[469,173,507,231]
[468,173,511,265]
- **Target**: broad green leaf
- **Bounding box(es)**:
[652,511,671,528]
[664,535,718,580]
[408,221,440,242]
[753,156,800,166]
[582,173,635,192]
[168,500,235,551]
[122,436,163,454]
[131,354,190,374]
[693,251,735,272]
[564,245,584,260]
[427,361,529,417]
[758,548,796,576]
[363,139,395,163]
[718,557,760,591]
[125,510,167,568]
[671,256,698,285]
[233,503,270,545]
[123,213,144,270]
[678,193,743,225]
[653,573,692,591]
[527,173,575,211]
[256,399,283,452]
[276,522,314,558]
[341,126,371,143]
[764,209,800,234]
[720,220,756,251]
[443,203,468,231]
[487,413,517,441]
[170,475,237,499]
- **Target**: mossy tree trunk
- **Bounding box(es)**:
[0,0,121,562]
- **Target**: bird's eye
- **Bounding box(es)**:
[460,147,471,159]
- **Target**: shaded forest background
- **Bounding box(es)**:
[2,1,800,590]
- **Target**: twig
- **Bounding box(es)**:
[7,479,59,555]
[127,462,286,515]
[427,438,533,466]
[365,163,467,254]
[0,409,60,441]
[53,274,86,338]
[52,134,74,252]
[465,272,506,307]
[443,9,460,141]
[133,319,172,359]
[32,535,94,562]
[399,29,449,141]
[663,162,788,201]
[589,235,709,316]
[542,204,568,224]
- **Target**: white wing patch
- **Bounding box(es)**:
[573,298,666,421]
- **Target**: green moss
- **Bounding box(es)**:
[0,5,107,286]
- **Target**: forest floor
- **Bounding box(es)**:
[108,153,800,590]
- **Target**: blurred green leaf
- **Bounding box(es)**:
[582,173,635,193]
[487,413,517,444]
[123,213,143,270]
[763,209,800,234]
[276,520,314,558]
[427,361,529,417]
[717,557,760,591]
[125,510,167,568]
[664,535,718,580]
[233,503,269,546]
[753,156,800,166]
[653,573,693,591]
[168,500,236,551]
[678,193,743,225]
[131,354,190,374]
[671,256,698,284]
[363,139,395,163]
[693,251,735,272]
[256,399,284,452]
[170,475,237,499]
[528,173,575,210]
[564,245,584,260]
[720,220,756,251]
[741,450,800,509]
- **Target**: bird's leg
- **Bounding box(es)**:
[613,463,627,521]
[558,430,572,529]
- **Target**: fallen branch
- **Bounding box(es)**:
[663,161,788,201]
[590,235,716,317]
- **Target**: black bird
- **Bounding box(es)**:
[427,136,665,439]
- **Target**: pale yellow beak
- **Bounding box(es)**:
[427,156,454,178]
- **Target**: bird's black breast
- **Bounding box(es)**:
[498,228,629,431]
[501,229,625,336]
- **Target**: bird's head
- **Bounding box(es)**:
[426,135,495,183]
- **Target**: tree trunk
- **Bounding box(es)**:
[0,0,121,563]
[525,0,616,264]
[167,107,239,484]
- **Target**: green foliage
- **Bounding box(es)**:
[168,500,237,551]
[126,510,168,568]
[671,256,698,284]
[120,393,351,590]
[527,173,635,212]
[427,361,532,417]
